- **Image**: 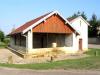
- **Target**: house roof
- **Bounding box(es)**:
[67,16,78,22]
[67,16,90,26]
[10,12,51,35]
[32,15,74,34]
[9,11,80,35]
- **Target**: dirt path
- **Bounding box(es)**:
[0,67,100,75]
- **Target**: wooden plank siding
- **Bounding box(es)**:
[32,15,74,34]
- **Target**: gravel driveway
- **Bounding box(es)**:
[0,48,51,64]
[0,48,26,64]
[0,67,100,75]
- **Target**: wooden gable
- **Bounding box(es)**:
[32,14,74,34]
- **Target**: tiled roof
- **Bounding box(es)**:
[9,11,80,35]
[67,16,78,22]
[10,12,52,35]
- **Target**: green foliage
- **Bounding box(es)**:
[0,30,9,48]
[88,14,100,37]
[4,37,10,45]
[68,11,87,20]
[0,30,5,42]
[97,19,100,36]
[81,12,87,20]
[0,42,6,48]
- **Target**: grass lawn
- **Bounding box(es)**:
[0,48,100,70]
[0,45,6,49]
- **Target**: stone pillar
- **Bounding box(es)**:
[72,33,78,50]
[26,30,33,53]
[10,36,15,47]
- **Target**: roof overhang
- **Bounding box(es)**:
[69,16,90,26]
[22,11,80,35]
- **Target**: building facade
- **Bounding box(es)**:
[9,11,89,54]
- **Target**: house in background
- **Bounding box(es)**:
[67,16,90,51]
[8,11,89,55]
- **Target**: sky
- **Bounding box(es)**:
[0,0,100,35]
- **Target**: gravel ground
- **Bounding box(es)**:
[0,48,26,64]
[0,48,50,64]
[0,48,87,64]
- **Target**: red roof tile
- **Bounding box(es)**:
[67,18,74,22]
[10,12,52,35]
[67,16,78,22]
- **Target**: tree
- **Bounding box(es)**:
[0,30,5,42]
[81,12,87,20]
[68,11,87,20]
[97,19,100,37]
[88,14,98,37]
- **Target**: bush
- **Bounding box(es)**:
[4,38,10,45]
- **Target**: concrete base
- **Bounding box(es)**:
[7,46,88,59]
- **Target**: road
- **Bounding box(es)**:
[88,44,100,49]
[0,67,100,75]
